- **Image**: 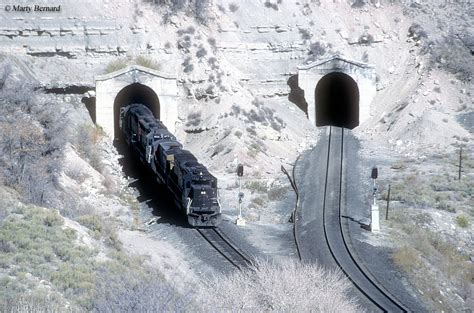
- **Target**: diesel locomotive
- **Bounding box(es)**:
[119,103,221,227]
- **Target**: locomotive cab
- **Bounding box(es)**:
[186,171,221,227]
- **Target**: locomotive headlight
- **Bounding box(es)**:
[201,191,206,195]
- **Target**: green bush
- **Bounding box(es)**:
[244,181,268,193]
[2,292,77,313]
[250,196,266,208]
[77,214,103,234]
[0,206,97,309]
[456,215,469,228]
[105,58,129,73]
[135,55,161,70]
[268,185,289,201]
[392,246,421,272]
[75,124,104,173]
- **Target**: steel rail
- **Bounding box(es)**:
[196,227,253,270]
[319,126,407,313]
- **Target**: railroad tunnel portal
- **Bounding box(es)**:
[315,72,359,129]
[297,55,376,129]
[95,65,178,139]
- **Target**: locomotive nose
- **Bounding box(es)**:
[194,186,210,198]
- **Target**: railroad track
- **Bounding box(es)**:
[295,126,408,312]
[196,227,253,270]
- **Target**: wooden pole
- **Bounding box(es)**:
[385,184,391,220]
[458,147,462,180]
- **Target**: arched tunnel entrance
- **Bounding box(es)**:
[113,83,160,139]
[315,72,359,129]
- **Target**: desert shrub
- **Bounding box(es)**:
[247,148,258,158]
[92,265,191,312]
[359,33,374,45]
[234,130,242,138]
[211,144,225,157]
[250,196,266,207]
[241,98,285,131]
[0,82,68,207]
[75,124,104,173]
[77,215,121,249]
[268,185,289,201]
[135,55,161,70]
[390,175,436,208]
[2,292,78,313]
[222,128,232,138]
[155,0,210,24]
[200,259,358,312]
[105,58,129,73]
[65,164,87,183]
[264,1,279,10]
[351,0,367,7]
[177,36,192,51]
[362,51,369,62]
[0,204,177,310]
[246,126,256,136]
[309,41,326,58]
[430,35,474,81]
[228,3,239,12]
[208,56,218,68]
[0,206,97,308]
[408,23,427,40]
[78,215,103,234]
[392,246,422,272]
[230,104,241,115]
[0,62,11,89]
[196,47,207,58]
[182,57,193,73]
[298,28,312,40]
[436,200,455,212]
[456,215,469,228]
[186,111,201,127]
[102,171,119,195]
[245,181,268,193]
[207,37,216,47]
[177,26,195,36]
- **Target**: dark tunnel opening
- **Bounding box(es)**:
[315,72,359,129]
[82,97,96,123]
[113,83,160,140]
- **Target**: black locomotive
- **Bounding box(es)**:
[119,103,221,227]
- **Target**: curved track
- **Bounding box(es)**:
[196,228,253,270]
[296,126,408,312]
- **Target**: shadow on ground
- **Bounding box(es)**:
[115,140,190,228]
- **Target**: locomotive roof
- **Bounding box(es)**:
[174,150,198,163]
[129,103,153,117]
[127,104,175,139]
[158,141,183,152]
[186,161,216,181]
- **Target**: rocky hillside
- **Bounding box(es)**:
[0,0,472,311]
